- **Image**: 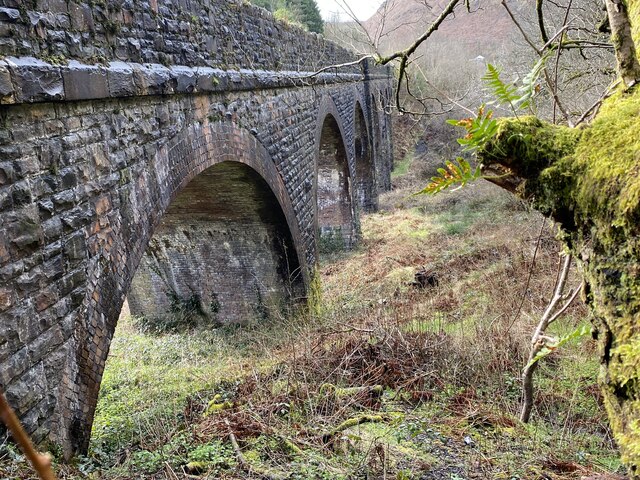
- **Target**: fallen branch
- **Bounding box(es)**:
[0,389,56,480]
[319,384,383,397]
[224,419,288,480]
[321,414,386,443]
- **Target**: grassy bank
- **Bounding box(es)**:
[1,157,622,480]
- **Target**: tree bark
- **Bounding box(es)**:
[476,2,640,465]
[605,0,640,88]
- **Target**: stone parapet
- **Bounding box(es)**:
[0,0,359,72]
[0,57,387,105]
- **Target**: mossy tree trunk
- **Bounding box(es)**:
[605,0,640,88]
[477,3,640,471]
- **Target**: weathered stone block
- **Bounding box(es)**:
[0,162,15,186]
[5,362,46,413]
[28,324,64,363]
[37,0,68,13]
[62,62,109,101]
[6,57,63,103]
[0,347,28,388]
[63,231,86,261]
[106,62,135,97]
[0,7,20,23]
[170,65,196,93]
[10,215,43,250]
[0,61,15,104]
[0,286,13,312]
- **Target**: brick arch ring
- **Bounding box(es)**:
[353,90,372,142]
[314,94,351,157]
[68,121,309,454]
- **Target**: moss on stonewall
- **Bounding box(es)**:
[569,88,640,474]
[479,116,580,179]
[570,90,640,227]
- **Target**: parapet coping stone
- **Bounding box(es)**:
[0,57,390,105]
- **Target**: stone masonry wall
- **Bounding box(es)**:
[0,0,355,71]
[0,0,394,457]
[0,77,393,456]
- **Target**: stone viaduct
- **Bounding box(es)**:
[0,0,393,457]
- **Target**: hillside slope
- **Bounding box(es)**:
[363,0,520,57]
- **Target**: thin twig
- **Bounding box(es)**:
[225,419,288,480]
[574,79,621,126]
[502,0,541,55]
[507,217,547,332]
[541,24,570,52]
[374,0,461,113]
[501,0,574,126]
[536,0,549,44]
[301,55,373,79]
[552,0,574,124]
[547,284,582,325]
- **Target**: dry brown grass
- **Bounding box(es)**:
[161,161,616,479]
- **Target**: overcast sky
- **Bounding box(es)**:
[316,0,385,21]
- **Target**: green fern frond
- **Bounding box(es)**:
[482,64,519,107]
[415,158,482,196]
[513,51,551,110]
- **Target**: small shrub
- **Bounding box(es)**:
[187,440,235,468]
[131,450,163,474]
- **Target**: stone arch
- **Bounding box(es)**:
[127,160,305,326]
[69,122,307,454]
[353,100,377,212]
[314,96,355,252]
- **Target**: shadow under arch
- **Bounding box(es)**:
[71,122,308,454]
[314,97,355,253]
[128,160,305,326]
[353,100,377,212]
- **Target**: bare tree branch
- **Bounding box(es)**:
[552,0,573,123]
[574,78,621,126]
[521,254,580,423]
[536,0,550,44]
[373,0,462,113]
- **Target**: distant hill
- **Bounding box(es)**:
[362,0,521,58]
